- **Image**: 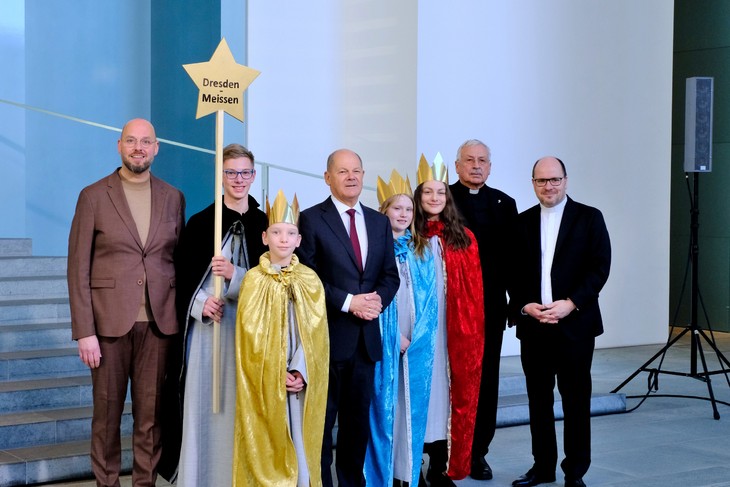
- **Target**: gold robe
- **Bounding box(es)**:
[233,253,329,486]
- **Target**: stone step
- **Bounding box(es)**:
[0,348,87,381]
[0,256,67,278]
[0,376,92,414]
[0,404,132,451]
[0,297,70,324]
[0,437,132,486]
[498,372,528,395]
[0,275,68,298]
[0,321,73,353]
[496,391,626,428]
[0,239,32,257]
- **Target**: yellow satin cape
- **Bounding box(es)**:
[232,253,329,486]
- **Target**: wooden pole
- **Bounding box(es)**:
[212,110,224,414]
[183,37,260,414]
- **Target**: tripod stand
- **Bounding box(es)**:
[612,172,730,419]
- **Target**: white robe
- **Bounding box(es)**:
[424,235,449,442]
[177,232,247,487]
[285,298,310,487]
[392,259,415,481]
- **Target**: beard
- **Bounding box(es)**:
[122,158,152,174]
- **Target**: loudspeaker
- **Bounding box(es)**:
[684,77,714,172]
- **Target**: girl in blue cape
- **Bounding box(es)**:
[365,172,438,486]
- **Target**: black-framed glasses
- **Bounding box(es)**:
[122,137,156,149]
[223,169,256,180]
[533,177,564,187]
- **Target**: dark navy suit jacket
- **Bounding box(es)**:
[297,196,400,362]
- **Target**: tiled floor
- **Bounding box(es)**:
[44,330,730,486]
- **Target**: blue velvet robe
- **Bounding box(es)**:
[364,231,438,485]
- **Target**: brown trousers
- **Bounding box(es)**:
[90,321,171,487]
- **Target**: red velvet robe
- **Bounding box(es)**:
[425,220,485,479]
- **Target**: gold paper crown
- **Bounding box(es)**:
[416,152,449,185]
[266,190,300,226]
[376,169,413,206]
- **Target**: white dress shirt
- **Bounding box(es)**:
[540,197,567,305]
[331,197,369,312]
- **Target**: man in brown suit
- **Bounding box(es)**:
[68,118,185,487]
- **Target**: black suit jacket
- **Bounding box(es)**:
[450,181,517,330]
[297,196,400,362]
[510,197,611,341]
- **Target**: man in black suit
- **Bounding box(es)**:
[450,139,518,481]
[297,148,400,487]
[510,157,610,487]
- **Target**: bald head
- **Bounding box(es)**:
[531,156,568,208]
[327,149,363,171]
[118,118,158,177]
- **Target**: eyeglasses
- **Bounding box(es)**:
[533,177,564,187]
[122,137,157,149]
[223,169,256,180]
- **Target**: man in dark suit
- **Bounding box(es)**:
[68,118,185,486]
[450,139,518,481]
[297,148,400,487]
[509,156,610,487]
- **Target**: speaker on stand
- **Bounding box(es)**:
[684,76,713,173]
[613,77,730,419]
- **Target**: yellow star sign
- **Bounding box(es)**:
[183,37,260,122]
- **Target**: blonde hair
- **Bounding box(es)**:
[380,194,429,258]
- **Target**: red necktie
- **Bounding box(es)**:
[346,209,363,272]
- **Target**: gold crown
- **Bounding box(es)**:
[266,190,300,226]
[376,169,413,206]
[416,152,448,185]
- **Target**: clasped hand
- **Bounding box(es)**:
[524,298,576,324]
[351,292,382,321]
[286,370,306,393]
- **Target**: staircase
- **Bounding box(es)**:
[0,237,624,485]
[0,238,132,486]
[495,373,626,428]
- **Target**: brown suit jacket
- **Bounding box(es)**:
[68,169,185,339]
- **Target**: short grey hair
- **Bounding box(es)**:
[456,139,491,162]
[326,148,363,171]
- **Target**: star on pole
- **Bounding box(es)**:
[183,37,260,122]
[182,38,260,413]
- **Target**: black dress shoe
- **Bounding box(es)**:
[429,472,457,487]
[471,456,494,480]
[512,468,556,487]
[565,478,586,487]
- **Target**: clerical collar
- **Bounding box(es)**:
[456,180,484,195]
[540,196,567,213]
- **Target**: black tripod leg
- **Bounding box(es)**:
[612,328,689,394]
[694,330,721,419]
[696,328,730,370]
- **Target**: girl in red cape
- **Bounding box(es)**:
[414,154,485,486]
